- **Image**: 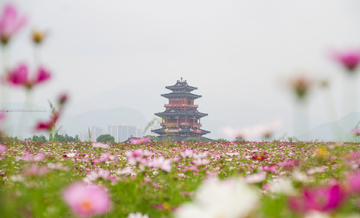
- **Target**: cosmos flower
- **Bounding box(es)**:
[130,136,151,144]
[34,112,59,132]
[346,171,360,193]
[352,129,360,136]
[0,143,6,153]
[242,172,266,184]
[62,182,112,217]
[148,156,172,172]
[288,74,313,100]
[288,184,346,213]
[92,142,109,149]
[0,4,27,45]
[175,178,259,218]
[21,153,45,162]
[23,164,48,177]
[330,49,360,72]
[7,64,51,88]
[127,212,149,218]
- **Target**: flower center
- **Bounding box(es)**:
[80,200,92,211]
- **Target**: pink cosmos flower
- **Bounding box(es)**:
[330,49,360,72]
[288,184,346,213]
[261,166,278,173]
[243,172,266,184]
[346,171,360,193]
[93,152,111,163]
[21,153,45,162]
[180,149,193,159]
[0,143,6,153]
[62,182,112,217]
[87,169,111,181]
[34,112,59,131]
[7,64,51,88]
[23,164,48,177]
[0,4,27,45]
[92,142,109,149]
[7,64,28,86]
[148,156,172,172]
[0,112,5,122]
[35,67,51,84]
[352,129,360,136]
[130,136,151,144]
[192,158,210,166]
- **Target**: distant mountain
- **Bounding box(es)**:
[298,112,360,142]
[59,107,148,137]
[67,80,167,120]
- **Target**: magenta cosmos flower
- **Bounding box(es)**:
[330,49,360,72]
[62,182,112,217]
[0,4,27,45]
[0,143,6,153]
[7,64,51,89]
[130,136,151,144]
[288,184,346,213]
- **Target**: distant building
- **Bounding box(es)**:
[78,130,89,142]
[90,126,103,142]
[108,124,142,142]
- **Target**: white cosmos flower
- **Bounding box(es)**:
[127,212,149,218]
[268,178,295,195]
[175,178,259,218]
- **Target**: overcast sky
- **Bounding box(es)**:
[2,0,360,124]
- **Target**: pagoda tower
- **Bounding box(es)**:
[152,79,210,141]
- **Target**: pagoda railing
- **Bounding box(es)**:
[161,122,202,128]
[164,104,198,108]
[179,122,202,127]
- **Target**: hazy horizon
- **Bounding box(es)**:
[1,1,360,140]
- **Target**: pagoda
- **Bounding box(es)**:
[152,79,210,141]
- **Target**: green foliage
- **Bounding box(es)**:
[183,137,212,142]
[97,134,115,142]
[31,135,47,143]
[217,138,229,142]
[55,134,78,142]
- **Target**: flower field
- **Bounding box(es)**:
[1,140,360,218]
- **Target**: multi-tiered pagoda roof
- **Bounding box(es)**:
[152,79,210,141]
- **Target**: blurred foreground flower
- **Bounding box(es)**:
[0,4,27,45]
[6,64,51,89]
[352,129,360,136]
[288,184,346,214]
[330,49,360,72]
[34,112,59,131]
[127,212,149,218]
[62,182,112,218]
[174,178,258,218]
